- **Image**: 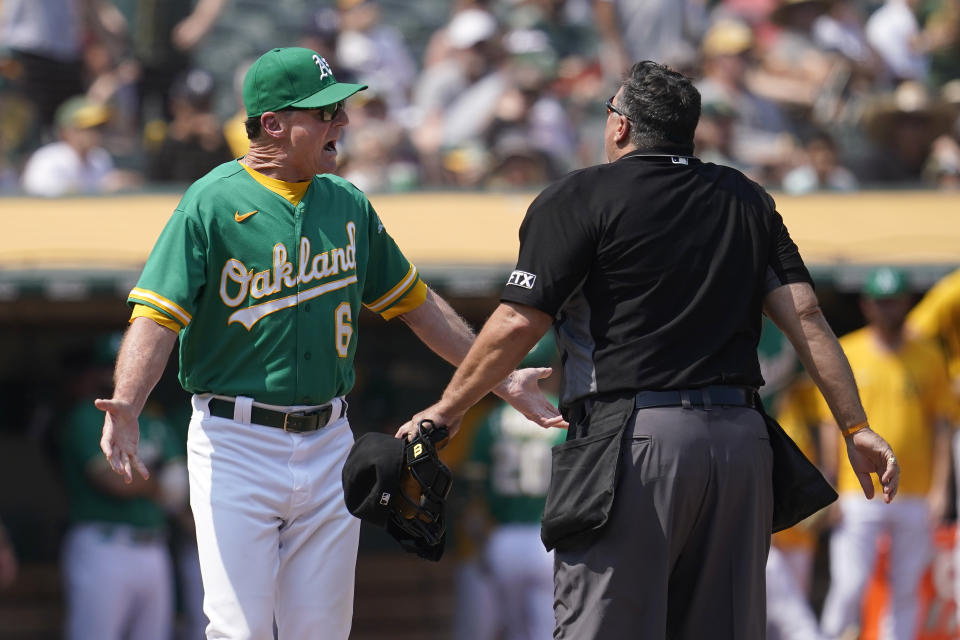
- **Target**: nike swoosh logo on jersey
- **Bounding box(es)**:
[234,209,258,222]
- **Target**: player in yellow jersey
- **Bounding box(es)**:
[907,267,960,383]
[906,266,960,636]
[820,267,954,640]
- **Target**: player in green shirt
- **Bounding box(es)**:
[95,47,560,640]
[454,336,566,640]
[60,337,185,640]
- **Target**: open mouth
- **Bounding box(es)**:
[324,140,337,152]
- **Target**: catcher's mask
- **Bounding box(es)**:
[342,420,452,560]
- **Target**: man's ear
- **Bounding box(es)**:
[260,112,285,138]
[614,116,631,146]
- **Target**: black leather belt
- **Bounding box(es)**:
[635,386,756,410]
[208,397,343,432]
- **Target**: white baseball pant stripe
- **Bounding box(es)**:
[62,523,173,640]
[188,394,360,640]
[820,495,932,640]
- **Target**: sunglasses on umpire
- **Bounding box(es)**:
[605,96,630,120]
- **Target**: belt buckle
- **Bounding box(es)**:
[282,410,311,432]
[282,405,331,432]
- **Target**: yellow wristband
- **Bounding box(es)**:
[840,421,869,437]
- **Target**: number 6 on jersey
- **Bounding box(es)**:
[335,302,353,358]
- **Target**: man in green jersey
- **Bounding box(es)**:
[61,335,186,640]
[455,335,565,640]
[95,47,562,639]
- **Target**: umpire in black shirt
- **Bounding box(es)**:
[399,61,899,639]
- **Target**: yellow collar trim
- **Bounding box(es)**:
[239,161,311,206]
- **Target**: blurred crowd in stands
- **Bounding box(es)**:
[1,0,959,197]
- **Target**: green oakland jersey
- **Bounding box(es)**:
[129,160,423,405]
[61,401,181,529]
[469,398,567,525]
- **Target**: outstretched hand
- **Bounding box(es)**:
[95,397,150,484]
[396,367,568,443]
[845,427,899,503]
[493,367,568,430]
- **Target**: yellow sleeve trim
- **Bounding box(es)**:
[130,304,183,332]
[366,265,420,313]
[380,278,427,320]
[129,288,192,325]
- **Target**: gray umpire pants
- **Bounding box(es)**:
[554,405,773,639]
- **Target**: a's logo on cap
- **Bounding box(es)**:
[507,270,536,289]
[312,54,333,80]
[379,492,391,506]
[874,269,897,293]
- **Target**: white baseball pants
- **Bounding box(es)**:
[187,395,360,640]
[452,559,500,640]
[820,495,932,640]
[483,524,555,640]
[451,524,555,640]
[62,522,174,640]
[766,545,825,640]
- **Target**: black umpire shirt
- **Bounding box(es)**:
[500,151,812,409]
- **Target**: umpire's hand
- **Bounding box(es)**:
[844,427,899,503]
[492,367,568,430]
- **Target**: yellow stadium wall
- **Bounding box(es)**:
[2,190,960,270]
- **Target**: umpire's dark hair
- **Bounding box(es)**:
[618,61,701,154]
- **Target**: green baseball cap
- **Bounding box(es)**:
[243,47,367,118]
[862,267,910,299]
